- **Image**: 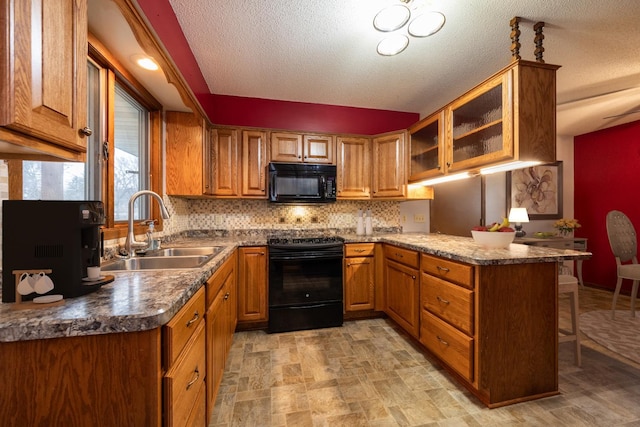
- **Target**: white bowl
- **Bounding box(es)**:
[471,230,516,249]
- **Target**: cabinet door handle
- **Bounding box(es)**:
[224,292,230,300]
[186,367,200,390]
[80,126,93,136]
[395,253,403,258]
[347,263,351,267]
[260,252,265,256]
[437,296,450,305]
[411,275,416,280]
[436,335,449,346]
[186,311,199,327]
[436,266,450,273]
[354,249,365,253]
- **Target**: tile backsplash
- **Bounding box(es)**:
[167,197,401,234]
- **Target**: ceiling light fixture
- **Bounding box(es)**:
[373,4,411,32]
[377,34,410,56]
[374,0,445,56]
[131,54,159,71]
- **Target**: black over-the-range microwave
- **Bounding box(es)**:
[268,162,337,203]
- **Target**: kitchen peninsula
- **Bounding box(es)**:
[0,233,590,424]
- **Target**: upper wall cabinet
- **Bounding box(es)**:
[408,112,445,182]
[336,136,371,199]
[241,130,268,198]
[209,128,239,197]
[372,131,406,198]
[270,132,334,164]
[0,0,89,161]
[409,60,559,180]
[166,111,206,196]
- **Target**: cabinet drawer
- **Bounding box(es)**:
[164,287,205,368]
[421,254,474,289]
[384,245,419,269]
[421,273,474,335]
[165,321,206,427]
[535,241,577,250]
[420,310,474,382]
[185,381,206,427]
[345,243,375,257]
[206,252,236,308]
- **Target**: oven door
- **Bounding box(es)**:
[268,245,343,307]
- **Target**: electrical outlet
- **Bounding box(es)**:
[401,215,407,223]
[214,214,224,226]
[414,213,426,223]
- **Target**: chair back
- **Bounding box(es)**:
[606,210,638,263]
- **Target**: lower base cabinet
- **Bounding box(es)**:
[416,250,558,408]
[344,243,375,311]
[383,245,420,338]
[206,251,238,421]
[0,253,240,427]
[237,246,268,325]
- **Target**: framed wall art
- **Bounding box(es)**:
[506,161,563,220]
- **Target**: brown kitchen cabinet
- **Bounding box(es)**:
[166,111,207,196]
[270,132,334,164]
[205,252,237,419]
[420,255,475,382]
[209,127,239,197]
[336,136,371,199]
[372,131,406,198]
[237,246,268,324]
[418,252,558,408]
[408,112,445,182]
[163,286,206,427]
[383,245,420,338]
[206,127,268,199]
[241,130,268,198]
[0,0,89,161]
[446,60,559,173]
[344,243,375,312]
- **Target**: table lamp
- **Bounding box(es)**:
[508,207,529,237]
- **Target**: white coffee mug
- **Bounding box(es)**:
[33,272,55,294]
[87,266,101,280]
[17,273,35,295]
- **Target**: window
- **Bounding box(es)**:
[13,39,163,241]
[113,83,149,221]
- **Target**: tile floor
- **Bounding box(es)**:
[209,287,640,426]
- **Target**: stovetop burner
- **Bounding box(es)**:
[267,236,344,245]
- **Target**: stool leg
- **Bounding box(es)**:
[571,288,581,367]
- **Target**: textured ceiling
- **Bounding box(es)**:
[164,0,640,136]
[93,0,640,137]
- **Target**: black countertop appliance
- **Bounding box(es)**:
[2,200,105,302]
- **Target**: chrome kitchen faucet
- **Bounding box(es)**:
[123,191,170,257]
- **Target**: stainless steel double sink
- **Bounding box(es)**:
[101,246,223,271]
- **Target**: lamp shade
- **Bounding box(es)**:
[508,207,529,223]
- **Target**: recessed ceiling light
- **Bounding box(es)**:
[377,35,409,56]
[131,54,159,71]
[373,4,411,32]
[408,11,446,37]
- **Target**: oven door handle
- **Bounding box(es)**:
[269,242,343,250]
[288,303,333,310]
[269,254,342,261]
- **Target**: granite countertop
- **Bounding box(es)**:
[0,232,591,343]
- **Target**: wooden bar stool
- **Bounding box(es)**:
[558,274,581,366]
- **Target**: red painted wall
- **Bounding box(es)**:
[196,94,418,135]
[136,0,418,135]
[574,120,640,291]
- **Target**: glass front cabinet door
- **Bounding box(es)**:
[408,111,445,182]
[446,71,514,172]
